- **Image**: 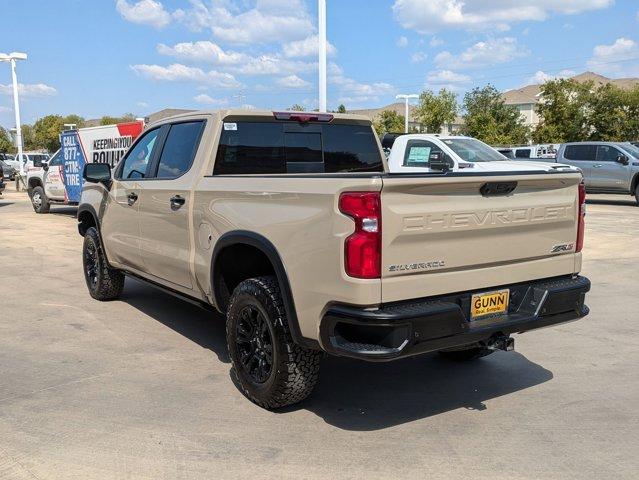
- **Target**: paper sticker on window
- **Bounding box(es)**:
[407,146,431,163]
[224,123,238,131]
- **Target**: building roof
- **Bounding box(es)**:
[502,71,639,105]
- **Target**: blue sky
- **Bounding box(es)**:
[1,0,639,128]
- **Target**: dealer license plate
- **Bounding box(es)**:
[471,289,510,319]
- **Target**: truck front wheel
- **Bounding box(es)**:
[226,276,322,409]
[31,186,50,214]
[82,227,125,301]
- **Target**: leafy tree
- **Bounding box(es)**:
[373,110,405,135]
[20,124,37,150]
[0,126,14,153]
[100,113,135,126]
[33,114,86,151]
[288,104,306,112]
[415,88,458,133]
[337,104,347,113]
[533,79,593,143]
[461,85,529,145]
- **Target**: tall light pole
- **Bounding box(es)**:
[396,93,418,133]
[318,0,327,112]
[0,52,27,176]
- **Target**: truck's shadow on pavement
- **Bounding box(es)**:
[121,279,552,431]
[299,353,552,430]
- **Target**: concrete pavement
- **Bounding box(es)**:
[0,183,637,479]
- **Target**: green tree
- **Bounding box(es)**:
[20,124,37,150]
[461,85,529,145]
[415,88,458,133]
[373,110,405,135]
[33,115,64,152]
[337,104,347,113]
[100,113,135,126]
[0,126,14,153]
[533,79,593,143]
[288,104,306,112]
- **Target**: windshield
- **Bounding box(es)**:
[442,138,506,162]
[620,143,639,158]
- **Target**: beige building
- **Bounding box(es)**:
[502,72,639,128]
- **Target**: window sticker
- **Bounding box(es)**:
[224,123,238,131]
[408,146,431,163]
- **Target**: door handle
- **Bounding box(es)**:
[127,192,138,206]
[170,195,186,210]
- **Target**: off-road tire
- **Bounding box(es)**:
[438,346,494,361]
[226,276,322,409]
[31,186,50,214]
[82,227,124,301]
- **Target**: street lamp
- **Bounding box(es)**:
[396,93,418,133]
[0,52,28,176]
[318,0,327,112]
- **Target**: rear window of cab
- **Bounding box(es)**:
[213,122,384,175]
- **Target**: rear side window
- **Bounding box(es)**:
[213,122,383,175]
[564,145,596,161]
[515,149,531,158]
[156,121,204,179]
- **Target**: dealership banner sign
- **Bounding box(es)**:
[60,121,144,203]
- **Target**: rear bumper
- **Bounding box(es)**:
[320,275,590,361]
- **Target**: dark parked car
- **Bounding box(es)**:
[0,159,14,180]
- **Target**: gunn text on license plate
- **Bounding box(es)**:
[471,289,510,319]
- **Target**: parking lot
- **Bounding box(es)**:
[0,182,637,480]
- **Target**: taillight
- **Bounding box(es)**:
[273,112,334,123]
[576,181,586,253]
[339,192,381,279]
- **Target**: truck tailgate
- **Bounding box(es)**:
[380,173,582,303]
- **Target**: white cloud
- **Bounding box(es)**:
[193,94,228,105]
[275,75,311,88]
[330,63,395,104]
[228,55,315,76]
[0,106,12,113]
[435,37,528,70]
[116,0,171,29]
[174,0,314,44]
[130,63,242,88]
[393,0,613,33]
[282,35,337,58]
[429,36,444,47]
[525,69,575,85]
[0,83,57,98]
[137,101,148,108]
[587,37,639,77]
[411,52,427,63]
[157,41,248,65]
[425,69,470,91]
[397,36,409,48]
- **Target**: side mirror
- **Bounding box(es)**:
[83,162,112,188]
[617,154,629,165]
[429,151,453,173]
[41,161,49,172]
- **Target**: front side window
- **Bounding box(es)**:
[119,128,160,179]
[402,140,442,167]
[564,145,597,161]
[156,122,204,179]
[597,145,622,162]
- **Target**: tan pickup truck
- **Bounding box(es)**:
[77,110,590,409]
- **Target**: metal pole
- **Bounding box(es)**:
[318,0,327,112]
[404,97,409,133]
[10,58,24,177]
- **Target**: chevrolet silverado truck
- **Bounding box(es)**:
[77,110,590,409]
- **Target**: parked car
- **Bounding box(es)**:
[0,159,14,181]
[78,109,590,409]
[509,144,558,160]
[554,142,639,205]
[0,161,5,195]
[4,152,49,173]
